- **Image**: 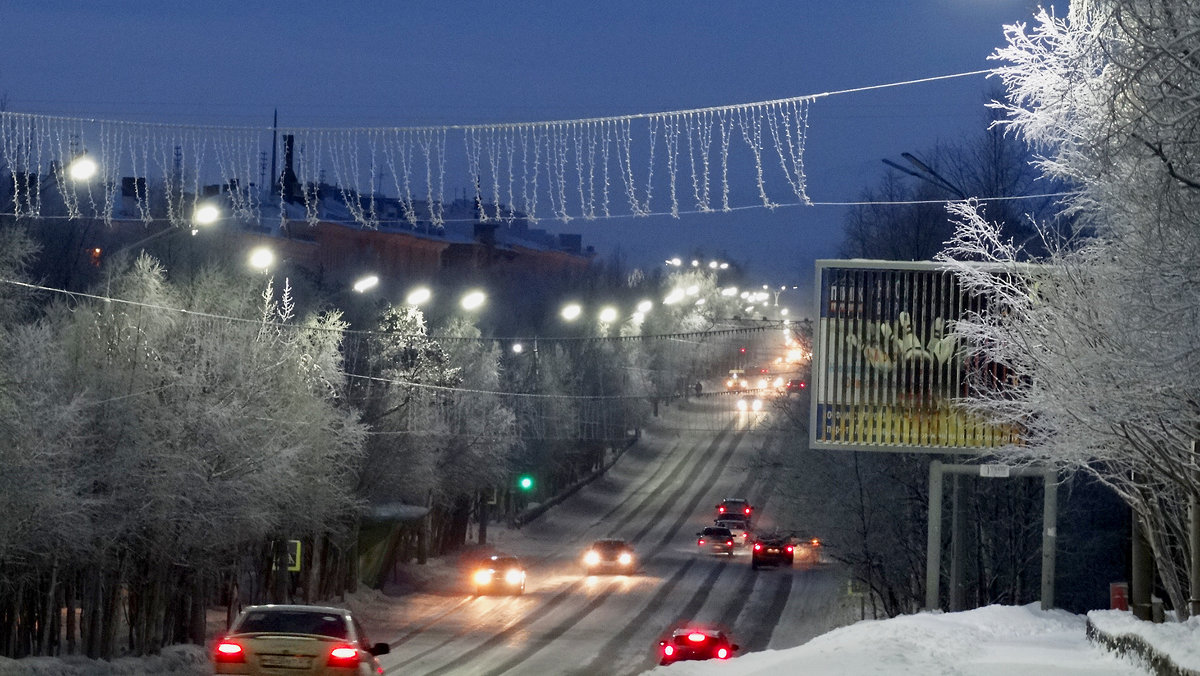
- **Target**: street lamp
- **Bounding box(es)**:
[598,306,618,323]
[248,246,274,272]
[883,152,968,199]
[353,275,379,293]
[460,290,486,311]
[561,303,582,321]
[193,202,221,226]
[405,287,432,306]
[67,154,98,182]
[636,299,653,313]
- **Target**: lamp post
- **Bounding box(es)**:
[883,152,968,199]
[98,202,223,270]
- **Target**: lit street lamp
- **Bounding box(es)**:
[248,246,274,272]
[405,287,432,306]
[353,275,379,293]
[561,303,582,321]
[192,202,221,226]
[67,154,98,182]
[460,290,486,311]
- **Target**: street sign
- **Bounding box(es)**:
[273,539,302,572]
[979,464,1011,478]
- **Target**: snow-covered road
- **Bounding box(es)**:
[365,398,852,675]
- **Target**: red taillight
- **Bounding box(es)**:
[663,644,675,657]
[688,632,707,642]
[328,645,359,668]
[214,641,244,663]
[717,647,730,659]
[698,538,706,545]
[726,540,733,547]
[718,506,726,513]
[744,507,751,515]
[753,543,762,551]
[786,546,794,553]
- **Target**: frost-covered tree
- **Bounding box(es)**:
[941,0,1200,616]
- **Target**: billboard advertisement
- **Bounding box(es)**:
[809,260,1023,452]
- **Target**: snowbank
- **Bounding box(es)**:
[1089,609,1200,674]
[648,604,1148,675]
[0,644,208,676]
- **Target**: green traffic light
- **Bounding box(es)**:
[518,475,534,491]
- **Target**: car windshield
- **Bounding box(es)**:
[594,540,629,552]
[235,610,348,639]
[486,556,521,569]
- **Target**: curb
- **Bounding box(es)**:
[1086,618,1200,676]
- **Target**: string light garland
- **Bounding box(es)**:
[1,70,992,230]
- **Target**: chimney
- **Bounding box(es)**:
[278,134,300,203]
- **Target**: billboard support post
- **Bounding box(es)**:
[925,460,943,610]
[925,462,1057,611]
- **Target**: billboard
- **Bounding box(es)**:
[809,260,1023,452]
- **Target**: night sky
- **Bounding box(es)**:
[1,0,1061,315]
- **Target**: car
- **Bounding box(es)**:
[724,369,748,390]
[716,498,753,520]
[472,553,527,594]
[697,526,736,555]
[751,535,795,569]
[213,604,390,676]
[753,366,773,390]
[583,539,636,574]
[658,628,739,665]
[714,516,751,547]
[794,536,823,564]
[735,395,763,412]
[785,378,807,394]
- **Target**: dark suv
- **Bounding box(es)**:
[751,535,794,569]
[716,498,753,520]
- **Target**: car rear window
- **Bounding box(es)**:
[235,610,348,639]
[702,527,732,536]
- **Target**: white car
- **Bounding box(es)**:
[715,517,751,547]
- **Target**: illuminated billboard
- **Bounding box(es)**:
[809,260,1023,452]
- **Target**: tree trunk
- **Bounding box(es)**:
[306,536,324,604]
[65,572,76,655]
[190,571,206,646]
[39,561,58,656]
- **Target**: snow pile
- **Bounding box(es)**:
[0,644,208,676]
[1089,609,1200,672]
[649,604,1148,675]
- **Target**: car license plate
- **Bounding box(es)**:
[767,548,780,554]
[260,654,312,668]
